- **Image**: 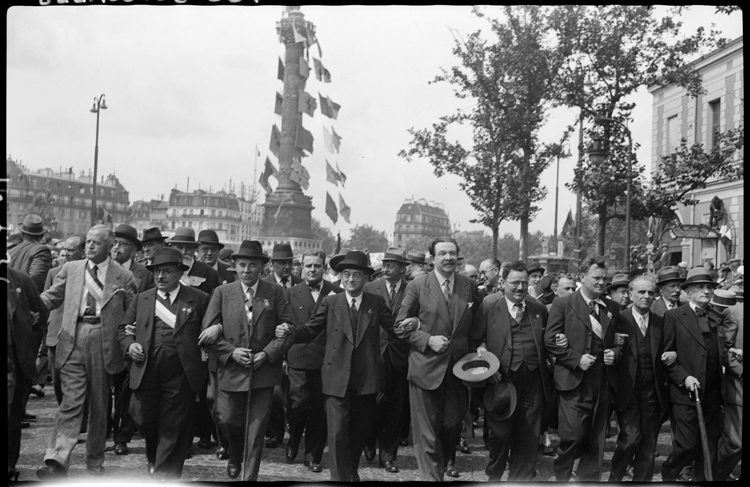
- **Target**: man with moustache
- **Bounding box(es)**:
[119,248,210,479]
[197,229,235,285]
[651,266,685,317]
[283,250,341,473]
[139,227,169,266]
[394,237,480,481]
[36,225,137,479]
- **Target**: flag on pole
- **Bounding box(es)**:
[326,160,339,185]
[292,22,306,45]
[298,89,317,117]
[299,55,310,80]
[561,210,574,238]
[270,124,281,158]
[313,58,325,82]
[318,93,340,120]
[306,29,322,58]
[322,125,334,153]
[331,127,342,152]
[295,122,314,154]
[325,192,338,224]
[339,194,351,223]
[336,161,347,188]
[277,58,284,81]
[274,92,283,116]
[259,157,278,194]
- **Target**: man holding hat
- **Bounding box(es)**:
[9,214,52,293]
[606,273,631,310]
[651,266,686,317]
[661,267,742,481]
[139,227,169,266]
[470,260,553,481]
[118,248,210,479]
[199,240,296,481]
[197,229,235,285]
[264,243,303,291]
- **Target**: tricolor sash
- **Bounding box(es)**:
[155,299,177,328]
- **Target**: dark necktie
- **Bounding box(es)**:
[308,283,321,293]
[85,265,102,316]
[589,300,599,321]
[389,283,396,306]
[281,277,289,289]
[695,306,710,333]
[350,298,359,340]
[163,292,170,303]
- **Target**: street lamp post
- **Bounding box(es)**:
[553,144,571,240]
[90,94,107,227]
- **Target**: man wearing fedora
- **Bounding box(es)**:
[139,227,169,266]
[544,256,620,482]
[197,229,235,285]
[118,248,210,479]
[9,214,52,293]
[394,236,481,481]
[406,250,427,274]
[661,267,742,481]
[36,225,138,479]
[606,274,631,310]
[199,240,296,481]
[651,266,686,317]
[470,261,553,481]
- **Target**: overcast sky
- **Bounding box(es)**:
[6,5,743,241]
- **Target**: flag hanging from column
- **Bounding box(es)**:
[292,22,307,45]
[336,161,347,188]
[323,126,334,153]
[326,160,339,185]
[339,194,351,224]
[259,157,278,194]
[298,89,317,117]
[307,29,322,58]
[277,58,285,81]
[274,92,283,116]
[270,124,281,158]
[331,127,342,152]
[325,192,338,224]
[299,55,310,80]
[295,122,314,154]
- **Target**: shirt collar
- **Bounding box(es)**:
[689,301,707,314]
[505,296,524,312]
[386,279,402,293]
[122,258,133,271]
[435,271,453,289]
[631,306,649,324]
[581,290,606,308]
[158,284,180,304]
[241,280,259,297]
[88,258,109,275]
[344,291,363,308]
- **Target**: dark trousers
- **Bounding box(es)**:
[609,379,659,481]
[373,358,408,463]
[8,363,31,469]
[216,386,274,481]
[717,403,742,480]
[47,345,63,405]
[286,367,326,463]
[35,342,49,386]
[554,362,610,481]
[191,376,213,442]
[325,389,378,481]
[206,368,228,450]
[130,350,195,479]
[409,365,469,481]
[112,369,137,444]
[266,381,287,443]
[485,366,544,481]
[662,400,723,481]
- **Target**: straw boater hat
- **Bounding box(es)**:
[483,376,518,421]
[197,229,225,249]
[141,227,169,244]
[270,243,295,261]
[711,289,737,308]
[231,240,270,263]
[169,227,199,246]
[382,247,409,264]
[146,248,189,272]
[728,285,744,300]
[680,267,718,290]
[114,224,143,251]
[332,250,374,275]
[453,351,501,388]
[656,266,686,286]
[606,273,631,293]
[20,215,47,236]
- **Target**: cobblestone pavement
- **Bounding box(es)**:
[14,383,740,483]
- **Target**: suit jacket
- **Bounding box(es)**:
[9,239,52,293]
[394,271,480,391]
[294,291,395,398]
[127,259,155,294]
[722,304,743,406]
[119,285,209,392]
[612,309,668,413]
[7,268,49,378]
[214,260,236,285]
[650,297,676,318]
[286,280,342,369]
[40,258,138,374]
[185,260,220,296]
[544,290,620,392]
[263,273,303,290]
[202,279,295,391]
[470,295,554,403]
[364,277,409,369]
[44,266,64,347]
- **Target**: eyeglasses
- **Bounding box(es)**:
[505,280,529,288]
[341,271,364,280]
[154,268,181,276]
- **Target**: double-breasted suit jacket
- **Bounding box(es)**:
[286,280,342,369]
[364,278,409,368]
[127,259,155,294]
[202,279,295,391]
[119,286,210,393]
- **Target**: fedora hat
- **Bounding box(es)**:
[197,229,225,249]
[20,214,47,236]
[656,266,685,285]
[406,250,426,265]
[114,224,142,251]
[329,248,351,270]
[332,250,374,275]
[711,289,737,308]
[141,227,168,244]
[218,248,234,261]
[606,273,630,293]
[527,265,545,276]
[231,240,269,263]
[453,351,501,388]
[169,227,198,246]
[483,377,518,421]
[146,248,189,272]
[382,247,409,264]
[270,243,294,261]
[680,267,717,290]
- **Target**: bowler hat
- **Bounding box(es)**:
[329,248,351,270]
[407,250,426,265]
[169,227,198,246]
[382,247,409,264]
[606,274,630,293]
[270,243,294,261]
[197,229,225,249]
[20,214,47,236]
[141,227,168,244]
[114,224,142,250]
[231,240,269,263]
[332,251,374,275]
[680,267,717,290]
[656,267,685,286]
[453,351,501,388]
[146,248,189,271]
[483,377,518,421]
[711,289,737,308]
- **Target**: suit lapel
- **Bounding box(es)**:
[141,291,155,350]
[648,312,661,362]
[173,286,194,334]
[252,281,271,325]
[70,262,86,315]
[355,294,372,348]
[100,259,120,309]
[451,276,469,335]
[680,305,706,348]
[625,311,640,360]
[493,298,512,343]
[525,299,544,349]
[336,294,354,344]
[574,291,593,331]
[427,272,452,332]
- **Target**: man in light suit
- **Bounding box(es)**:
[394,237,480,481]
[200,240,295,481]
[36,225,137,479]
[544,256,620,481]
[283,250,341,472]
[197,229,235,285]
[470,261,553,481]
[119,248,210,478]
[650,266,685,317]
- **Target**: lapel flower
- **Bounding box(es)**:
[263,299,270,308]
[15,287,22,296]
[606,311,613,320]
[182,307,192,315]
[368,308,373,316]
[468,302,474,308]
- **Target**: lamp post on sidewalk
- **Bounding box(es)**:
[90,94,107,226]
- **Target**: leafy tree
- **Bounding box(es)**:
[25,194,62,240]
[454,232,494,267]
[311,217,338,257]
[344,224,389,253]
[400,235,435,255]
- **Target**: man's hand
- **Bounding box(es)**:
[252,351,268,370]
[282,359,288,375]
[125,323,136,337]
[427,335,450,353]
[198,324,222,346]
[128,343,146,362]
[397,317,420,332]
[578,354,596,371]
[488,371,503,384]
[661,351,677,367]
[555,333,568,348]
[730,348,743,362]
[31,311,41,325]
[476,345,487,358]
[603,349,615,366]
[275,323,293,339]
[231,348,254,368]
[684,376,700,392]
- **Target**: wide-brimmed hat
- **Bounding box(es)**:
[483,376,518,421]
[329,248,351,270]
[169,227,198,246]
[656,266,686,286]
[20,214,47,235]
[711,289,737,308]
[197,229,225,249]
[332,250,374,275]
[606,273,630,293]
[407,250,426,265]
[146,248,189,271]
[141,227,169,244]
[231,240,270,263]
[270,243,294,261]
[114,224,142,251]
[382,247,409,264]
[527,265,545,276]
[453,351,501,388]
[680,267,718,290]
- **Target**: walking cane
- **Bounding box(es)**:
[693,385,713,481]
[240,351,254,481]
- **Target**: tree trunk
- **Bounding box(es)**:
[491,224,499,260]
[597,209,607,257]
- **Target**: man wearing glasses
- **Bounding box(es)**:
[479,259,502,302]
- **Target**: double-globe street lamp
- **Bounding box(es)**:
[90,94,107,227]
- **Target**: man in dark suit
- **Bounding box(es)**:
[478,258,501,302]
[139,227,168,266]
[651,266,685,317]
[8,214,52,293]
[363,247,411,474]
[544,256,620,481]
[609,275,670,481]
[276,250,397,482]
[283,250,341,472]
[118,248,209,478]
[661,268,742,481]
[469,261,553,481]
[200,240,295,481]
[394,237,480,481]
[197,229,235,285]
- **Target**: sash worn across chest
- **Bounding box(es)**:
[155,299,177,328]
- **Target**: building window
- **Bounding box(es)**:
[666,115,679,155]
[708,99,721,149]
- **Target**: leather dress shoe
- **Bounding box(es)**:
[445,465,460,478]
[87,465,105,475]
[23,412,37,421]
[30,384,45,398]
[21,422,30,429]
[380,461,399,473]
[147,462,155,476]
[363,445,376,462]
[198,437,212,449]
[265,437,279,449]
[9,467,19,482]
[676,473,696,482]
[216,446,229,460]
[286,442,299,463]
[227,462,241,479]
[304,459,323,473]
[458,437,471,454]
[36,460,67,480]
[114,443,129,455]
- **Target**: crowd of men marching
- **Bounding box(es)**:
[6,213,744,482]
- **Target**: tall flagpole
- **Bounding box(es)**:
[252,143,259,201]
